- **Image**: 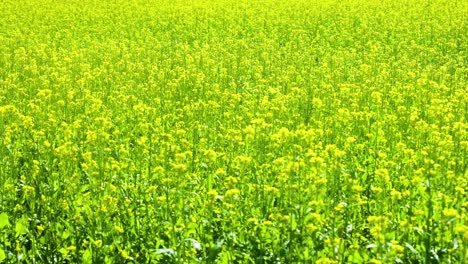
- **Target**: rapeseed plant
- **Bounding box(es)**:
[0,0,466,262]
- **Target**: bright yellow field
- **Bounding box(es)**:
[0,0,467,263]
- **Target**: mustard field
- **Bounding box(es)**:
[0,0,467,263]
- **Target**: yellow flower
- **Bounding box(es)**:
[114,225,124,233]
[334,202,347,213]
[346,137,356,144]
[390,190,402,200]
[93,240,102,247]
[204,149,217,162]
[37,225,45,233]
[119,249,131,259]
[375,168,390,182]
[306,223,318,232]
[352,185,364,192]
[225,188,240,199]
[391,241,404,255]
[247,218,258,224]
[443,208,459,219]
[171,163,187,172]
[455,225,468,240]
[207,189,219,197]
[67,245,77,252]
[316,257,338,264]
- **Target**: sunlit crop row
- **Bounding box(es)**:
[0,0,467,263]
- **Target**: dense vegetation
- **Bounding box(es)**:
[0,0,467,263]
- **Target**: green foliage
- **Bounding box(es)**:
[0,214,10,230]
[0,0,467,262]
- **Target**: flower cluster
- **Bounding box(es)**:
[0,0,466,263]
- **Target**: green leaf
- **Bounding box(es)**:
[0,213,10,229]
[62,229,71,239]
[15,216,28,237]
[405,242,420,255]
[82,249,93,264]
[0,248,6,262]
[59,248,68,257]
[351,250,363,262]
[15,222,27,237]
